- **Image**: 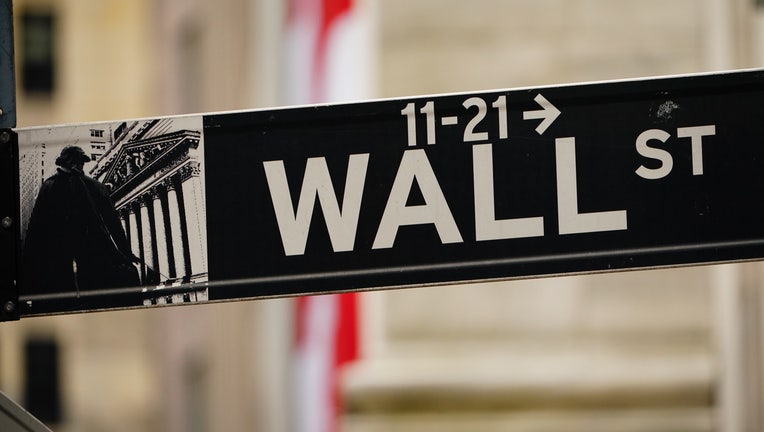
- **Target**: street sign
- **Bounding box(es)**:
[5,68,764,318]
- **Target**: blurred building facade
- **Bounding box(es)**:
[2,0,764,431]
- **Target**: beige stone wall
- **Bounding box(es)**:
[382,270,711,345]
[14,0,157,127]
[379,0,706,97]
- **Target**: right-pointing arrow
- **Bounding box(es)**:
[523,93,560,135]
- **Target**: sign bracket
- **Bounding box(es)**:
[0,129,18,321]
[0,0,16,129]
[0,0,18,321]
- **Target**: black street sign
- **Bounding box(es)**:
[5,69,764,318]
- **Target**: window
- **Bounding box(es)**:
[179,23,204,113]
[21,11,56,94]
[24,338,62,424]
[184,359,210,432]
[114,122,127,141]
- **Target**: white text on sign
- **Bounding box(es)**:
[262,94,716,256]
[263,138,628,256]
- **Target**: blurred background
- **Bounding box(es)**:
[3,0,764,431]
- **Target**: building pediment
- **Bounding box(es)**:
[95,130,201,201]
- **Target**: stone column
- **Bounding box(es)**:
[127,208,139,261]
[179,161,207,278]
[152,187,169,282]
[131,202,146,282]
[144,189,161,281]
[139,196,154,282]
[173,172,192,280]
[167,176,188,280]
[120,208,131,248]
[159,184,177,279]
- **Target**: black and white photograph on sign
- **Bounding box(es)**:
[17,116,209,305]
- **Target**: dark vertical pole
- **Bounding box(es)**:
[0,129,17,321]
[0,0,17,322]
[0,0,16,129]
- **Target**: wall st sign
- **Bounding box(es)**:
[2,69,764,319]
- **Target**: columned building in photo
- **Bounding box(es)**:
[90,119,208,285]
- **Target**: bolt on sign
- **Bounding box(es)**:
[2,69,764,319]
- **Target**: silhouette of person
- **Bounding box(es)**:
[22,145,139,295]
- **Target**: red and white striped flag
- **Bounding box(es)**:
[284,1,373,431]
[283,0,373,105]
[294,293,359,432]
